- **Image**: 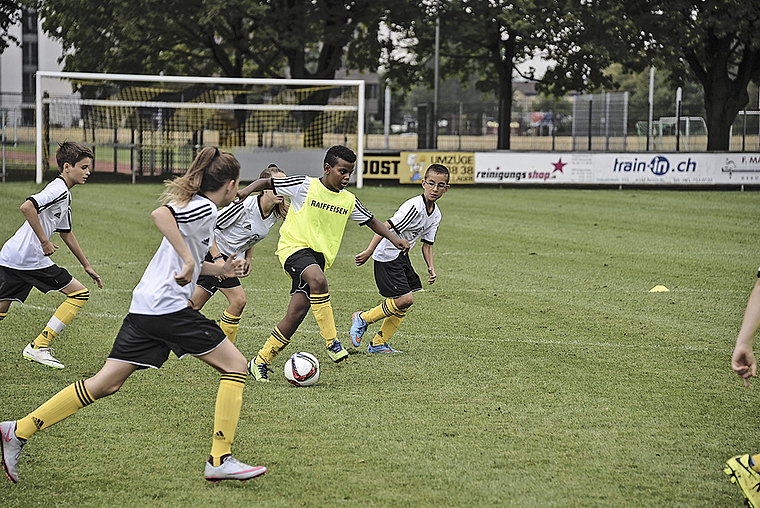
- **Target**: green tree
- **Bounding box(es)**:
[383,0,591,150]
[38,0,398,146]
[543,0,760,151]
[0,0,25,55]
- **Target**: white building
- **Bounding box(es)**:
[0,8,68,127]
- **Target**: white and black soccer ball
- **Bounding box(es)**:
[284,352,320,387]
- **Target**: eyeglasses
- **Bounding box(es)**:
[424,180,449,190]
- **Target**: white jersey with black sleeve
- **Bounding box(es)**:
[129,194,217,315]
[213,194,279,258]
[271,175,371,223]
[373,194,441,263]
[0,176,72,270]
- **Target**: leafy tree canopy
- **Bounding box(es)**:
[0,0,25,55]
[39,0,396,80]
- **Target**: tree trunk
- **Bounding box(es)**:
[702,75,748,151]
[497,38,516,150]
[685,36,759,151]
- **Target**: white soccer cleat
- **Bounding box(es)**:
[23,343,64,369]
[1,421,26,483]
[204,456,266,482]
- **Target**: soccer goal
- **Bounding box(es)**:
[35,71,366,186]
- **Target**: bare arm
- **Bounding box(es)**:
[355,221,389,266]
[20,199,57,256]
[59,231,103,289]
[366,217,409,253]
[236,177,273,201]
[733,277,760,387]
[152,206,195,286]
[422,242,436,285]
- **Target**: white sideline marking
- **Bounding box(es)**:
[15,305,724,354]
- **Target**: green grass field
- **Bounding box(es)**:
[0,180,759,507]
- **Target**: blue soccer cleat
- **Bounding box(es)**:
[367,342,403,354]
[349,312,368,347]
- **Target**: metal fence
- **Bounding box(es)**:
[2,87,759,181]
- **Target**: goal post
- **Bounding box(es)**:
[35,71,365,187]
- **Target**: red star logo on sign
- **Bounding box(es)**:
[552,158,567,174]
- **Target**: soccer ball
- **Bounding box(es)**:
[284,352,320,387]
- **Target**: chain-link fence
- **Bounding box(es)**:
[365,88,760,153]
[3,84,760,181]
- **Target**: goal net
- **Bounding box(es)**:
[35,72,365,185]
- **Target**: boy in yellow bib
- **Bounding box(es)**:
[236,146,409,381]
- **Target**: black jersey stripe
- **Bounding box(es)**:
[393,207,419,232]
[175,204,214,223]
[272,175,306,191]
[36,191,69,212]
[216,201,245,228]
[175,209,213,223]
[353,198,372,218]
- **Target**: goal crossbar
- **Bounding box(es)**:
[35,71,366,186]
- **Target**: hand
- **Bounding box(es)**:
[355,250,371,266]
[235,188,251,202]
[427,267,436,285]
[222,254,246,278]
[174,260,194,286]
[242,258,252,277]
[41,240,58,256]
[732,342,757,388]
[86,267,103,289]
[395,239,410,255]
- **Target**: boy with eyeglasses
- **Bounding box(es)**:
[350,163,449,353]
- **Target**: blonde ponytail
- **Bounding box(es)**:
[160,147,240,206]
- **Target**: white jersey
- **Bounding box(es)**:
[273,175,371,223]
[129,194,217,315]
[214,194,279,258]
[0,177,72,270]
[373,194,441,263]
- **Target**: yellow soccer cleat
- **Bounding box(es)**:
[725,454,760,508]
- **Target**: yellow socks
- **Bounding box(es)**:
[210,372,246,466]
[34,289,89,349]
[0,311,6,322]
[361,298,409,346]
[310,293,337,347]
[220,311,241,344]
[373,308,407,346]
[256,327,290,365]
[15,380,95,439]
[363,297,402,325]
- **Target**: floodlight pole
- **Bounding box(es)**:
[647,67,654,151]
[433,16,440,149]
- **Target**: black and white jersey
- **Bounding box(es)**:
[129,194,217,315]
[373,194,441,263]
[0,177,72,270]
[214,194,279,258]
[271,175,371,223]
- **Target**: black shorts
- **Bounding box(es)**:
[196,252,241,295]
[108,307,227,370]
[283,248,326,296]
[0,265,74,303]
[374,253,422,299]
[196,274,242,295]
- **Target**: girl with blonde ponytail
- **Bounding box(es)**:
[0,147,267,485]
[189,162,289,345]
